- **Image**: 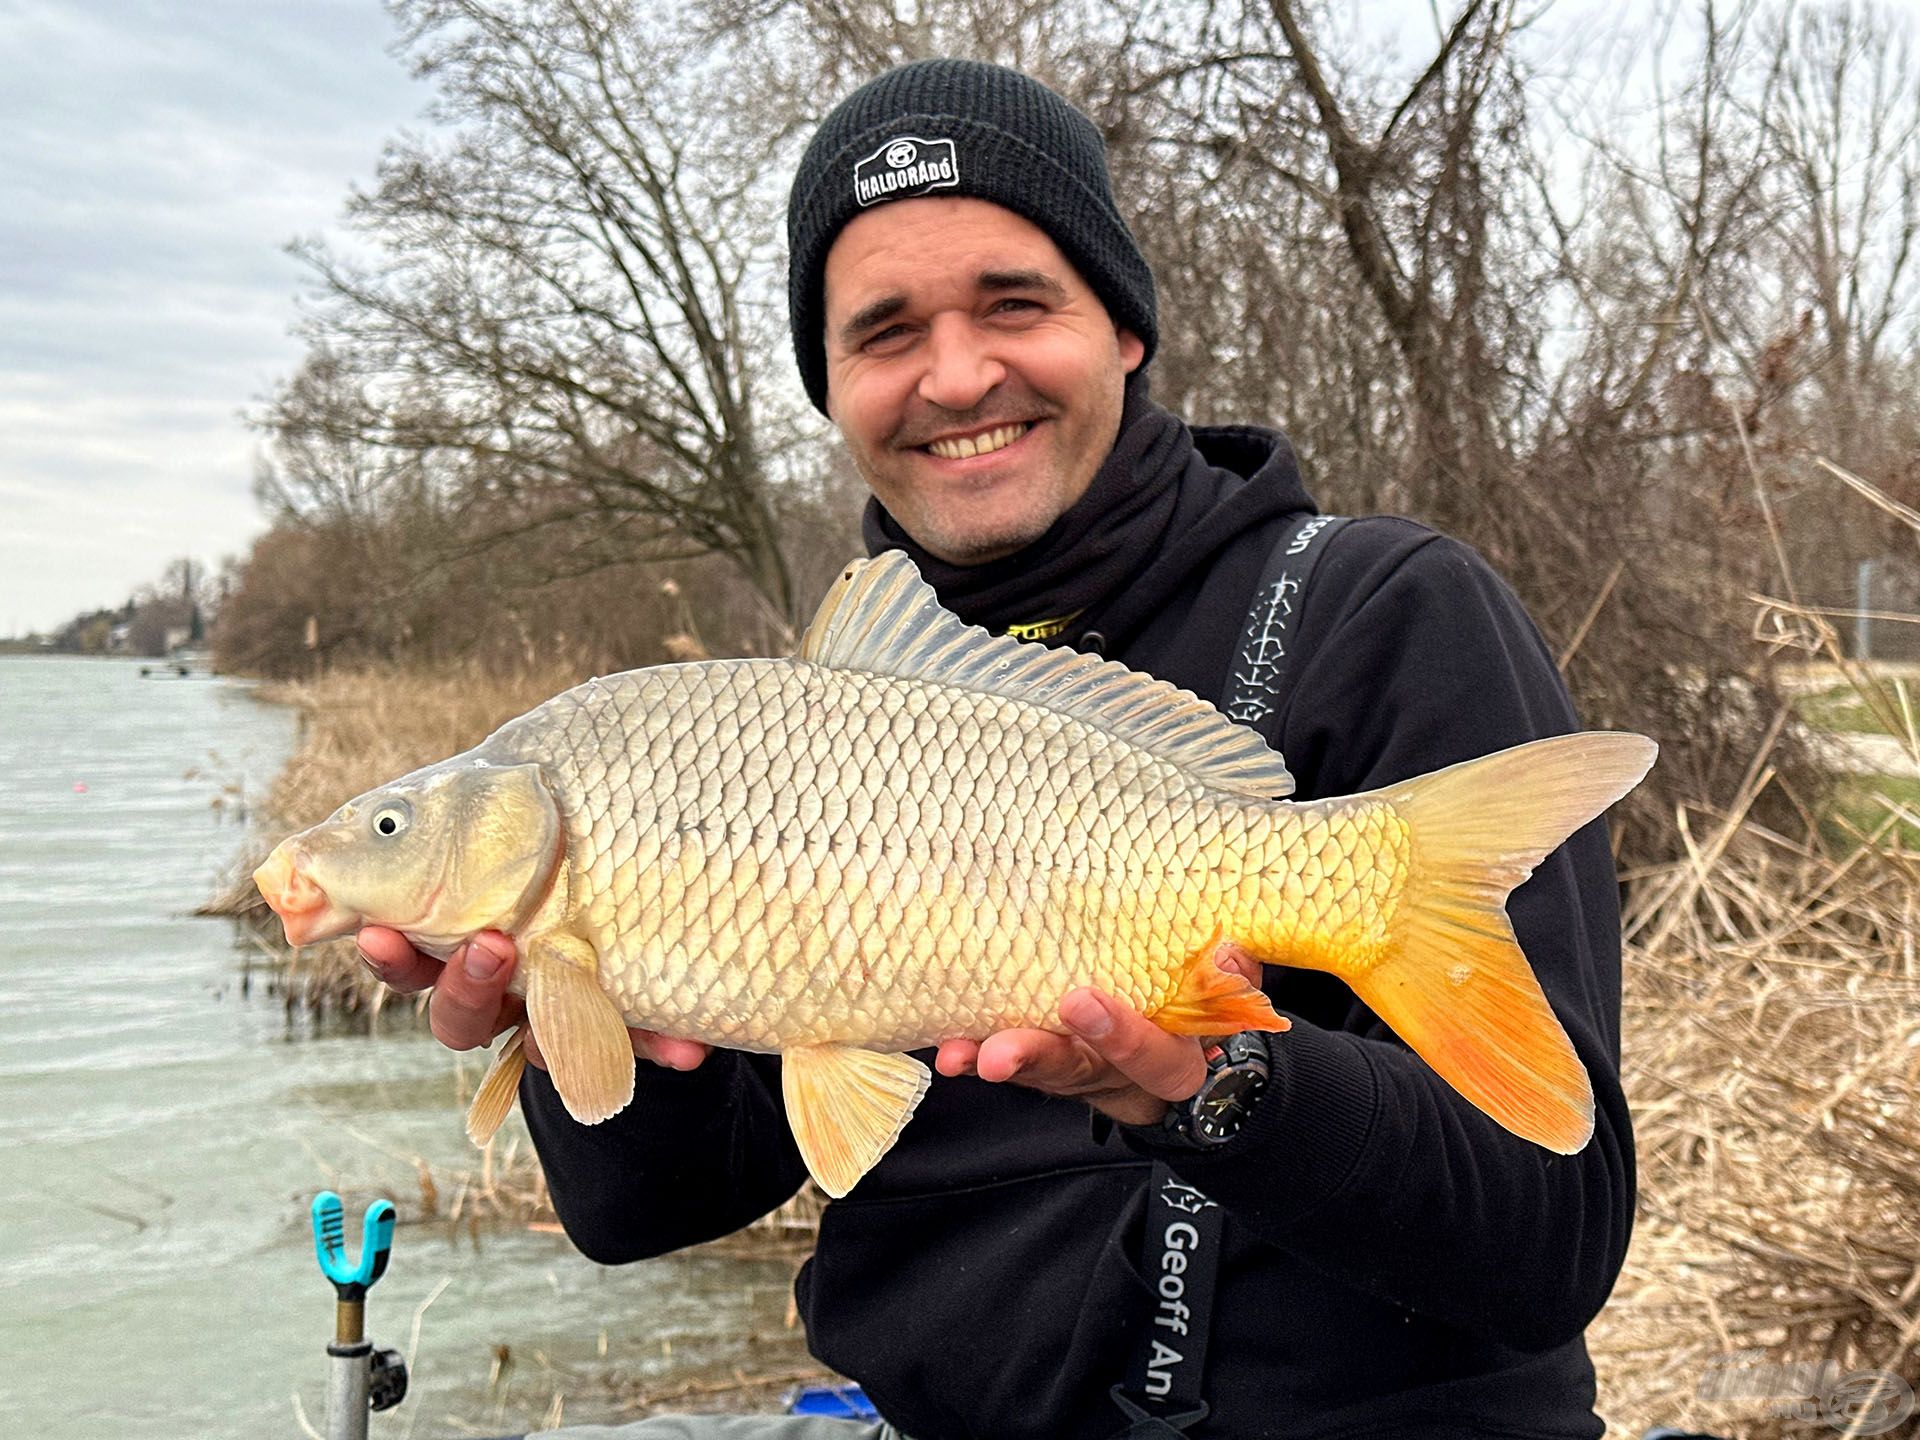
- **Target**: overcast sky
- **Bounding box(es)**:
[0,0,429,635]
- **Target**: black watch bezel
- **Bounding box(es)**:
[1164,1031,1270,1148]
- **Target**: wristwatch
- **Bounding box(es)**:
[1160,1032,1271,1147]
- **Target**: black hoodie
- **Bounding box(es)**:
[520,381,1634,1440]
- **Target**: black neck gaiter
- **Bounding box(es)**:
[861,371,1191,634]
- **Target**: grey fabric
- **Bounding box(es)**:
[529,1417,903,1440]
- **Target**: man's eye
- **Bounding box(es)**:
[863,324,910,350]
[993,298,1040,315]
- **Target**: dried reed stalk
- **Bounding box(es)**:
[1592,779,1920,1435]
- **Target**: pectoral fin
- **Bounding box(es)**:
[781,1045,931,1198]
[1151,930,1291,1037]
[524,934,635,1126]
[465,1026,528,1148]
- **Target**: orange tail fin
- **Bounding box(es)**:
[1344,732,1655,1154]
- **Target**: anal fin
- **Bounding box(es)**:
[524,934,635,1126]
[1152,932,1291,1037]
[465,1026,528,1148]
[781,1045,931,1198]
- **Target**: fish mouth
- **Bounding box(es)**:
[253,845,357,947]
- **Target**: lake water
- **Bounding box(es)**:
[0,656,809,1438]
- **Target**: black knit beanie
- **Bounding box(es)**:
[787,58,1158,414]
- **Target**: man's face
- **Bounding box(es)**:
[822,196,1145,566]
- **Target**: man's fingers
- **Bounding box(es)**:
[427,931,519,1051]
[1216,943,1260,983]
[935,1038,981,1078]
[975,1028,1087,1086]
[356,925,444,994]
[973,1018,1181,1127]
[1059,989,1209,1103]
[632,1030,710,1071]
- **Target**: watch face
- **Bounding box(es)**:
[1191,1068,1264,1142]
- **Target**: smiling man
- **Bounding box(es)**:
[360,59,1636,1440]
[820,197,1144,565]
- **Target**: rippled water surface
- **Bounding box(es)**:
[0,657,805,1438]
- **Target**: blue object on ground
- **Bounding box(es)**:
[788,1383,878,1419]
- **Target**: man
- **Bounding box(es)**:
[360,59,1634,1440]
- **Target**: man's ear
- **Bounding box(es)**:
[1117,327,1145,374]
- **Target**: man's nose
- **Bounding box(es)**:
[917,315,1006,412]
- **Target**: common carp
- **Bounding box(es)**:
[254,551,1655,1196]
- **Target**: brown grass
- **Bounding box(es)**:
[1592,825,1920,1436]
[259,660,589,827]
[1587,587,1920,1437]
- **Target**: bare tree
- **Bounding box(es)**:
[1769,2,1920,400]
[279,0,808,622]
[230,0,1920,852]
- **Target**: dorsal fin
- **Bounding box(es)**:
[796,551,1294,799]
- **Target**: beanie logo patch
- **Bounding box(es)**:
[853,136,959,208]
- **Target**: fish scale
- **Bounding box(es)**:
[486,658,1380,1054]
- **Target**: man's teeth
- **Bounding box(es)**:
[926,423,1030,460]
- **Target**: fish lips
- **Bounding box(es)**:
[253,845,359,948]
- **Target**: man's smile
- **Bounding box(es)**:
[921,421,1034,461]
[911,419,1042,469]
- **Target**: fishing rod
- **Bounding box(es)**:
[311,1191,409,1440]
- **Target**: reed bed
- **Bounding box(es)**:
[1587,743,1920,1435]
[455,1343,835,1433]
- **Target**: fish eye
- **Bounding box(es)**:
[371,803,411,839]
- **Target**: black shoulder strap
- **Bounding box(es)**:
[1220,513,1351,734]
[1108,1166,1224,1432]
[1108,515,1350,1439]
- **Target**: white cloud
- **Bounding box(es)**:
[0,0,429,633]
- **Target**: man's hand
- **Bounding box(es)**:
[355,926,710,1073]
[932,949,1264,1126]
